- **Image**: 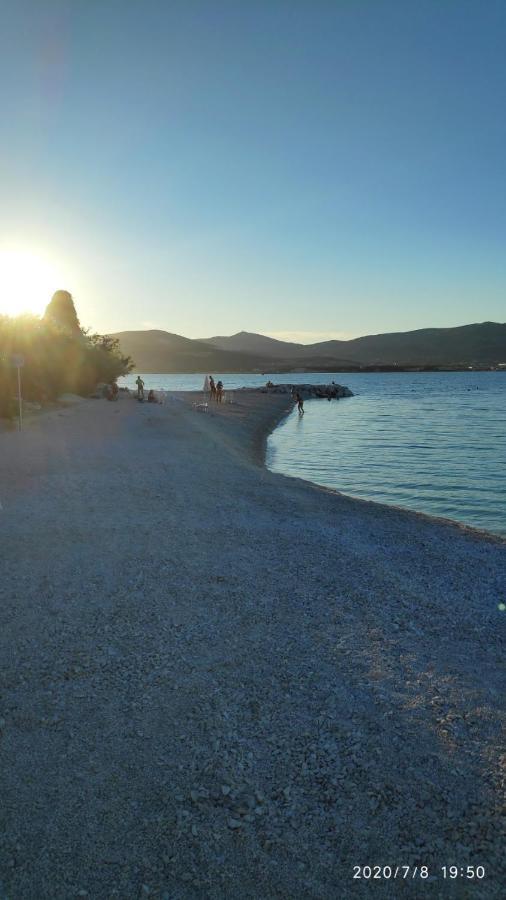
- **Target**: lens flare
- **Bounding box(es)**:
[0,247,68,317]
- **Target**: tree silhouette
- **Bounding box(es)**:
[1,294,134,417]
[43,290,82,337]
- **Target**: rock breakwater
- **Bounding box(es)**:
[259,382,353,399]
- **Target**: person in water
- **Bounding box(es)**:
[295,392,304,414]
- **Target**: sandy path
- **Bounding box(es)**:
[0,392,505,899]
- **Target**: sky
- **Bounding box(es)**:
[0,0,505,342]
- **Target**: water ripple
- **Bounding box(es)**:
[267,371,506,537]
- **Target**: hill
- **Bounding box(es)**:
[200,330,303,359]
[109,330,276,373]
[297,322,506,366]
[200,322,506,368]
[111,322,506,372]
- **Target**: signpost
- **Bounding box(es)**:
[10,354,25,431]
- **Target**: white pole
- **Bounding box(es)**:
[17,366,22,431]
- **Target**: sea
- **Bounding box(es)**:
[119,371,506,538]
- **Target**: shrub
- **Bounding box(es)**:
[0,294,134,412]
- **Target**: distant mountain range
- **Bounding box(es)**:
[110,322,506,373]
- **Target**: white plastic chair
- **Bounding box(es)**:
[192,401,209,413]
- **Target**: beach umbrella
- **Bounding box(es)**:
[203,375,210,393]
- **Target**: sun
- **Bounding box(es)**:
[0,246,68,317]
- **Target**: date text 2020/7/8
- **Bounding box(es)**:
[353,865,486,880]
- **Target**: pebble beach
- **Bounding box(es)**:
[0,389,505,899]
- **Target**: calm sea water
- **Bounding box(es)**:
[119,371,506,537]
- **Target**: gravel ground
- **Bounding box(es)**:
[0,391,505,900]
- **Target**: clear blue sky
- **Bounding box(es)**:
[1,0,505,341]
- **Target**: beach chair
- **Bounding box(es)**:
[192,400,209,413]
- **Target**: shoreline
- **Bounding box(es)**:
[1,391,505,897]
[122,368,506,375]
[4,387,505,543]
[257,391,506,546]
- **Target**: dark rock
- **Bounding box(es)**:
[259,383,353,399]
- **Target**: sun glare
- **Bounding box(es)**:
[0,247,67,318]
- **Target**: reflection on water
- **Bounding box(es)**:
[119,371,506,537]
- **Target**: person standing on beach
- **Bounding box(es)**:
[209,376,216,400]
[216,380,224,403]
[135,376,145,400]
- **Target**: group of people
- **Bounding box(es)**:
[128,375,303,413]
[135,376,158,403]
[204,375,224,403]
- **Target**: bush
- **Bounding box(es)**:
[0,297,134,412]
